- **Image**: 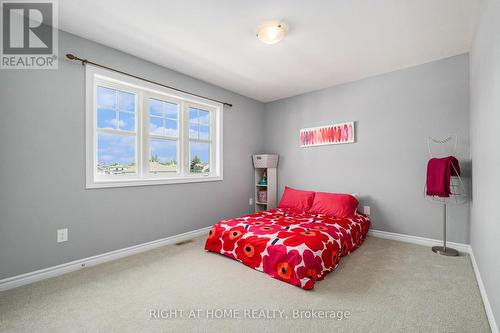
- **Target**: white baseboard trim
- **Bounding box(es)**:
[369,228,497,333]
[469,248,499,333]
[368,229,471,253]
[0,226,211,292]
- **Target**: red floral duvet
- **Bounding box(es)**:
[204,208,370,290]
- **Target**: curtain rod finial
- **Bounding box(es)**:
[66,53,76,60]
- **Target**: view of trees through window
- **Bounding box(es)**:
[189,107,210,173]
[149,139,177,173]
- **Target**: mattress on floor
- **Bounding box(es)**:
[204,208,370,290]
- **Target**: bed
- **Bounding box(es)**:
[204,207,370,290]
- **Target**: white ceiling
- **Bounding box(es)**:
[59,0,482,102]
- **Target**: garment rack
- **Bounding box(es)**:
[424,135,466,256]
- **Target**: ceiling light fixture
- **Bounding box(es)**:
[256,21,287,45]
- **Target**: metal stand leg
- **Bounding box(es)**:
[432,204,459,256]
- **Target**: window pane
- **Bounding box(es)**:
[164,102,178,119]
[199,125,210,141]
[150,116,164,136]
[189,108,198,123]
[198,110,210,125]
[165,119,178,137]
[149,98,163,117]
[119,112,135,131]
[149,139,177,173]
[97,108,117,129]
[118,91,135,112]
[189,123,198,139]
[189,107,210,124]
[97,133,136,175]
[190,142,210,173]
[96,86,116,109]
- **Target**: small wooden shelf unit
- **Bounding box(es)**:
[254,168,277,212]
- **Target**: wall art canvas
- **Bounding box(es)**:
[300,122,355,147]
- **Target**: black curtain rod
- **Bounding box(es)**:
[65,53,233,108]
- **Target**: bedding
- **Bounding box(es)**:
[204,208,370,290]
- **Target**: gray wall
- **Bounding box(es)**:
[263,54,471,243]
[0,31,265,279]
[470,0,500,326]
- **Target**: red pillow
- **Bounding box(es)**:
[308,192,359,218]
[278,186,315,211]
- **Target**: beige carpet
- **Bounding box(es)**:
[0,236,490,333]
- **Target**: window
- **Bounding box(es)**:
[86,66,222,188]
[148,98,179,174]
[189,107,211,173]
[95,87,137,177]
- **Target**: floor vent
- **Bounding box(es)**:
[175,240,193,246]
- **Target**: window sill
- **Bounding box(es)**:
[86,175,223,189]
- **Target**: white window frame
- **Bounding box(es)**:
[85,65,223,188]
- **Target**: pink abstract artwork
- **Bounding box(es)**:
[300,122,355,147]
